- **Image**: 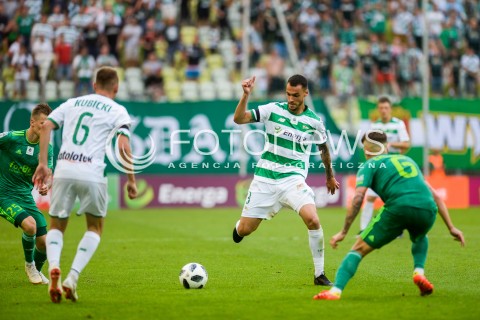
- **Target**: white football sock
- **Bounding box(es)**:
[360,201,375,231]
[46,229,63,270]
[308,228,325,277]
[70,231,101,278]
[414,268,424,276]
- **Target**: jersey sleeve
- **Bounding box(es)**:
[48,100,70,129]
[249,103,275,123]
[397,120,410,142]
[356,163,374,188]
[0,131,12,150]
[48,144,54,169]
[313,118,328,145]
[115,108,132,138]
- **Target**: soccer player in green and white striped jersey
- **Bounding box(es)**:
[232,74,340,286]
[359,96,410,232]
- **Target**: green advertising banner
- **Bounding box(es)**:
[0,100,361,174]
[359,98,480,172]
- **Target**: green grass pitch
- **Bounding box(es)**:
[0,207,478,320]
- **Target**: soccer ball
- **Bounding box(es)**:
[179,262,208,289]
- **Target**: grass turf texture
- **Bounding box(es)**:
[0,208,478,320]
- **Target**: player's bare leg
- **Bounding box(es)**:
[233,217,262,243]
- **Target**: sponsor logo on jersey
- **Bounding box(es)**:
[26,146,34,156]
[16,149,22,155]
[58,151,93,163]
[278,118,286,123]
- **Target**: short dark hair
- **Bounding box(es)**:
[362,130,387,144]
[377,96,391,106]
[95,66,119,91]
[31,103,52,118]
[287,74,308,89]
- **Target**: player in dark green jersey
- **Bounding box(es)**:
[314,131,465,300]
[0,104,54,284]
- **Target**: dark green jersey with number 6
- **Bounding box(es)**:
[356,154,436,210]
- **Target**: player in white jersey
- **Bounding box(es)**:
[232,74,340,286]
[32,67,138,303]
[359,96,410,232]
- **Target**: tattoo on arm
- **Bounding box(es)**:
[343,191,365,233]
[318,143,333,179]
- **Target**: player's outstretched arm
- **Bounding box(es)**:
[330,186,367,249]
[317,142,340,195]
[32,120,55,188]
[233,76,256,124]
[427,182,465,246]
[117,134,137,200]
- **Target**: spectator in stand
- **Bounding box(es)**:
[364,3,386,40]
[440,19,459,50]
[103,3,122,58]
[374,42,400,96]
[47,4,66,30]
[54,34,73,81]
[55,17,81,53]
[72,46,95,95]
[392,3,413,44]
[84,21,100,58]
[164,18,180,65]
[446,47,461,97]
[31,35,53,82]
[17,6,35,50]
[31,13,54,42]
[332,56,354,107]
[3,0,18,19]
[71,6,94,30]
[183,36,204,81]
[8,35,24,59]
[412,6,425,49]
[96,44,118,68]
[0,4,9,43]
[265,47,285,97]
[120,16,142,66]
[430,40,444,96]
[142,52,163,101]
[11,44,33,99]
[141,18,157,60]
[465,18,480,55]
[68,0,81,20]
[359,46,375,96]
[461,46,480,97]
[426,3,445,38]
[318,51,332,95]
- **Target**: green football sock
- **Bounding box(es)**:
[22,233,36,263]
[334,250,363,290]
[412,235,429,269]
[34,247,47,272]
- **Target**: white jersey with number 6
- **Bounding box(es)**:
[48,94,131,183]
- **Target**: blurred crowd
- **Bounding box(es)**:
[1,0,480,101]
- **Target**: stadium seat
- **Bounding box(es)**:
[115,67,125,82]
[5,82,15,99]
[211,68,230,83]
[0,81,3,99]
[180,26,198,46]
[58,81,75,100]
[199,82,216,100]
[26,81,40,101]
[45,81,58,101]
[164,81,182,102]
[181,81,199,101]
[125,67,143,82]
[128,81,145,100]
[162,67,177,82]
[215,81,234,100]
[116,82,130,101]
[206,54,224,70]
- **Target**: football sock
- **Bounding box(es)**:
[70,231,101,277]
[412,235,429,269]
[22,233,36,263]
[413,268,425,276]
[308,228,325,277]
[46,229,64,269]
[360,201,374,231]
[233,220,243,243]
[34,246,47,272]
[333,250,363,290]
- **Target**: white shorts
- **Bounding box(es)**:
[366,188,378,197]
[49,178,108,218]
[241,177,315,220]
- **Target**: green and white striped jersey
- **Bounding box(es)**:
[371,117,409,153]
[250,102,327,184]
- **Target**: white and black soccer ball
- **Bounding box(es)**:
[179,262,208,289]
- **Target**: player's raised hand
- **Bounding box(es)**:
[241,76,256,95]
[126,181,137,200]
[32,163,49,190]
[326,177,340,195]
[450,227,465,246]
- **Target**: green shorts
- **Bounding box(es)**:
[361,206,437,249]
[0,197,47,237]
